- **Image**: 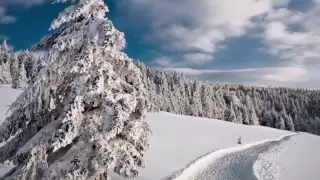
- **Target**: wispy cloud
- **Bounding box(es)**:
[152,56,175,68]
[0,0,47,7]
[151,53,214,68]
[116,0,320,88]
[0,0,48,24]
[170,66,308,87]
[0,35,9,41]
[119,0,282,64]
[262,2,320,66]
[183,53,213,65]
[0,6,16,24]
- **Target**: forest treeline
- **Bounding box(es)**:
[0,40,40,88]
[1,41,320,135]
[137,62,320,135]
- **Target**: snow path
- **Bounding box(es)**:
[165,134,294,180]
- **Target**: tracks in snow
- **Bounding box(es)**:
[163,134,294,180]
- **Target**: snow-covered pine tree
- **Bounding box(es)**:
[225,102,237,122]
[0,62,11,84]
[136,61,160,112]
[285,115,295,131]
[0,40,12,84]
[189,81,203,116]
[10,53,20,88]
[201,84,214,118]
[23,51,38,84]
[0,0,151,179]
[9,51,29,89]
[14,57,29,89]
[1,39,9,52]
[249,106,259,125]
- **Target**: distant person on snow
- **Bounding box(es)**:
[238,136,242,144]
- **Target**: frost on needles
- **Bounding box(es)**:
[0,0,152,179]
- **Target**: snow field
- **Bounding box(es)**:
[112,112,293,180]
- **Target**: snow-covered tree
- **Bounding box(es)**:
[285,115,295,131]
[249,106,259,125]
[0,48,38,87]
[189,81,202,116]
[225,102,237,122]
[0,40,12,84]
[0,62,11,84]
[9,52,29,89]
[201,84,214,118]
[1,39,9,52]
[9,53,19,87]
[23,51,38,84]
[11,58,28,89]
[0,0,151,179]
[276,116,286,130]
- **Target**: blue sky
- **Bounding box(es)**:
[1,0,320,88]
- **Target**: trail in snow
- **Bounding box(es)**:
[165,134,294,180]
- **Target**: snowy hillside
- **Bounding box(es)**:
[0,85,21,175]
[267,133,320,180]
[113,113,319,180]
[1,86,319,180]
[0,85,21,120]
[112,112,293,180]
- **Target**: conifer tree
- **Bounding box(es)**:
[1,39,9,52]
[0,0,151,179]
[10,53,19,88]
[0,40,11,84]
[250,106,259,125]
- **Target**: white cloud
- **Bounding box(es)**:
[119,0,320,87]
[259,67,307,82]
[0,0,46,7]
[150,53,214,68]
[265,21,308,46]
[0,6,16,24]
[119,0,307,64]
[152,56,175,68]
[0,35,8,40]
[265,8,303,24]
[169,66,308,87]
[120,0,277,57]
[272,0,290,8]
[183,53,213,65]
[0,0,47,24]
[262,1,320,66]
[0,16,16,24]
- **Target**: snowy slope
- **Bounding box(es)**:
[112,112,293,180]
[264,133,320,180]
[0,86,319,180]
[0,85,21,121]
[0,85,22,175]
[170,135,294,180]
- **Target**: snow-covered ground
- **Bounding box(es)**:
[0,85,21,121]
[0,85,22,175]
[267,133,320,180]
[111,112,293,180]
[0,86,319,180]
